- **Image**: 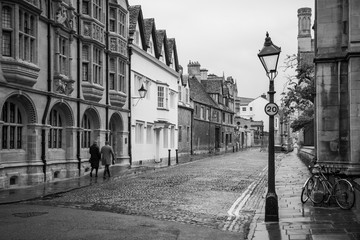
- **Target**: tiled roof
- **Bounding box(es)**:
[143,18,155,47]
[239,97,254,106]
[128,5,141,34]
[156,30,167,58]
[167,38,175,59]
[189,77,219,108]
[201,80,223,94]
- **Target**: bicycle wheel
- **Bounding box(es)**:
[334,179,355,210]
[301,177,314,203]
[308,175,325,204]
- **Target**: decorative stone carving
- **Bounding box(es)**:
[54,0,75,32]
[54,74,74,95]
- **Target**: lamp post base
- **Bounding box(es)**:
[265,192,279,222]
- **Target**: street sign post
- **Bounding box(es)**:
[264,103,279,116]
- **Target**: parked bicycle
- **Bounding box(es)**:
[301,164,355,210]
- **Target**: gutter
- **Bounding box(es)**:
[41,1,53,182]
[76,0,81,175]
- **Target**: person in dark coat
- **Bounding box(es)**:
[89,141,101,177]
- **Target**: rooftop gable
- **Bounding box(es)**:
[143,18,159,57]
[156,29,169,64]
[189,77,219,108]
[167,38,179,72]
[129,5,146,50]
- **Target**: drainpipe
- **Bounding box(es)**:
[105,0,109,141]
[190,107,193,155]
[76,0,81,175]
[41,1,53,182]
[128,37,133,165]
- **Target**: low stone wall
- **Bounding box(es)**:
[297,146,316,167]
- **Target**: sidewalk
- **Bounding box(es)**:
[248,151,360,240]
[0,164,159,205]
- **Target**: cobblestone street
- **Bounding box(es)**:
[26,149,275,237]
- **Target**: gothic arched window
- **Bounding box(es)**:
[2,101,23,149]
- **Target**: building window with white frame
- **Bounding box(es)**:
[2,101,23,150]
[135,122,144,144]
[1,6,13,57]
[158,86,165,108]
[200,107,205,120]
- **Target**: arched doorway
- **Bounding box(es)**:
[109,113,124,163]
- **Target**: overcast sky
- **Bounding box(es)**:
[129,0,315,102]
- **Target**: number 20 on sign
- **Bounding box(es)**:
[264,103,279,116]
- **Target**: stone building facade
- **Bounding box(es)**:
[188,61,236,154]
[0,0,130,189]
[314,0,360,174]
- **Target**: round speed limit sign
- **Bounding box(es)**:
[264,103,279,116]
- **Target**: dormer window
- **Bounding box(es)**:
[134,23,140,46]
[159,45,165,63]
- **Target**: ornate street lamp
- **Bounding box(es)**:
[258,32,281,222]
[132,83,147,106]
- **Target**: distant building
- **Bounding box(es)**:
[178,67,193,156]
[187,61,236,154]
[238,94,273,133]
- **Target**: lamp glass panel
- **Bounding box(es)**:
[262,54,279,73]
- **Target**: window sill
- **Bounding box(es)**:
[157,108,169,111]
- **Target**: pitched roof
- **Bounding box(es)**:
[128,5,141,35]
[167,38,179,72]
[156,30,169,63]
[239,97,254,106]
[189,77,219,108]
[143,18,155,46]
[201,80,223,94]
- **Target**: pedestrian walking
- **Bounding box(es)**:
[100,141,115,179]
[89,141,101,177]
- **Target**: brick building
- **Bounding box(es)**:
[187,61,236,154]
